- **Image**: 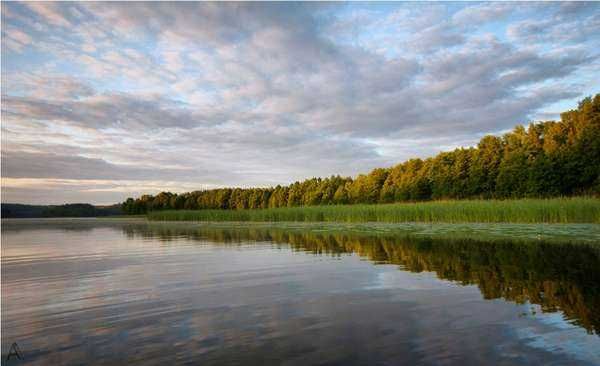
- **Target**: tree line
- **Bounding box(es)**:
[122,94,600,214]
[2,203,122,218]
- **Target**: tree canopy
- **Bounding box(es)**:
[122,95,600,214]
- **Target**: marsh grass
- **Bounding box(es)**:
[147,197,600,224]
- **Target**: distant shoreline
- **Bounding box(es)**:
[1,203,122,219]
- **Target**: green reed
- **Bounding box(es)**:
[146,197,600,224]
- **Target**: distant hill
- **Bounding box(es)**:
[1,203,122,218]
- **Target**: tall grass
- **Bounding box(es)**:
[146,197,600,224]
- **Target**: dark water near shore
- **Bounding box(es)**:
[2,219,600,365]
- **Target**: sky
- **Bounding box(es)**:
[1,2,599,205]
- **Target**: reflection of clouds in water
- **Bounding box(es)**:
[2,220,600,365]
[365,267,466,291]
[532,305,584,331]
[515,321,600,365]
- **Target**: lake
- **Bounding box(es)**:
[2,219,599,365]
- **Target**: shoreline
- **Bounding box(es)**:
[146,197,600,224]
[3,218,599,244]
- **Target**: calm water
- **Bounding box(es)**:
[2,219,600,365]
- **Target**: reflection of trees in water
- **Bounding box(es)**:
[124,224,600,335]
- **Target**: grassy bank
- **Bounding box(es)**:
[147,197,600,224]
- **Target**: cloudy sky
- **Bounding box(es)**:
[1,2,599,205]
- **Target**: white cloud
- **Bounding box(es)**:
[1,2,598,204]
[23,2,71,28]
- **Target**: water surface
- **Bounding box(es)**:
[2,219,599,365]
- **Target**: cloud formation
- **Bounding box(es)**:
[1,2,598,204]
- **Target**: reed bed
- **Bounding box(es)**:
[146,197,600,224]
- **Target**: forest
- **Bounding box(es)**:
[122,94,600,214]
[1,203,122,218]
